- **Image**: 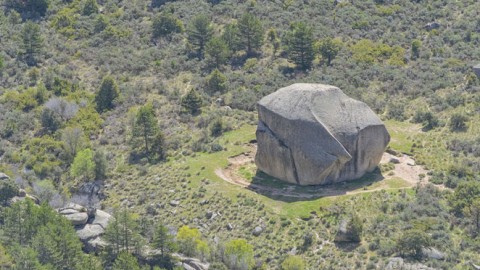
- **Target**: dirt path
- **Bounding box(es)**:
[215,145,437,199]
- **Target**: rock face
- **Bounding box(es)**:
[255,83,390,185]
[57,203,111,252]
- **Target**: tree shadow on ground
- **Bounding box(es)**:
[246,168,385,203]
[334,242,361,252]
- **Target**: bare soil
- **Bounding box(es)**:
[215,145,441,198]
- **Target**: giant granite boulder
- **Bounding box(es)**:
[255,83,390,186]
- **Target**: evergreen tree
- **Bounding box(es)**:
[206,37,229,68]
[95,76,119,113]
[464,198,480,236]
[238,13,263,56]
[93,149,107,180]
[32,219,83,269]
[205,69,227,95]
[411,39,422,60]
[222,23,240,53]
[317,37,342,66]
[111,251,141,270]
[285,22,315,70]
[152,13,184,38]
[187,15,213,59]
[0,179,18,205]
[132,104,165,161]
[82,0,99,16]
[21,21,44,66]
[152,223,176,268]
[6,0,49,17]
[181,89,202,115]
[104,208,141,257]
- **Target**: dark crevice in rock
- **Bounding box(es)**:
[288,147,300,185]
[258,120,288,148]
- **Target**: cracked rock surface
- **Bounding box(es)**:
[255,83,390,186]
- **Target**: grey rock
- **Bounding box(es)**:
[0,172,10,181]
[425,22,441,31]
[226,223,233,231]
[205,211,213,219]
[86,237,108,253]
[64,212,89,226]
[422,247,444,260]
[389,158,400,164]
[170,200,180,207]
[252,226,263,236]
[7,196,24,206]
[385,257,437,270]
[146,204,157,215]
[255,84,390,185]
[77,224,104,241]
[172,253,209,270]
[473,64,480,78]
[91,210,111,229]
[199,199,209,205]
[59,209,79,215]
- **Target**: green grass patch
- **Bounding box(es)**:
[384,119,420,154]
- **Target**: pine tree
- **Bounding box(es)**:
[21,21,44,66]
[104,208,141,257]
[152,223,176,257]
[181,89,202,115]
[152,13,184,38]
[222,23,240,53]
[95,76,119,113]
[82,0,99,16]
[111,251,141,270]
[285,22,315,70]
[206,37,229,68]
[238,13,263,56]
[205,69,227,95]
[187,15,213,59]
[132,103,165,161]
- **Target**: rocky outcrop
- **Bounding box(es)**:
[385,257,437,270]
[57,203,111,252]
[255,83,390,186]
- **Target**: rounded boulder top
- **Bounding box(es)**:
[255,83,390,186]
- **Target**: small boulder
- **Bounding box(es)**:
[389,158,400,164]
[425,22,441,31]
[146,204,157,215]
[474,64,480,78]
[77,224,105,241]
[170,200,180,207]
[422,247,445,260]
[0,172,10,181]
[226,223,234,231]
[252,226,263,236]
[91,209,111,229]
[64,212,89,226]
